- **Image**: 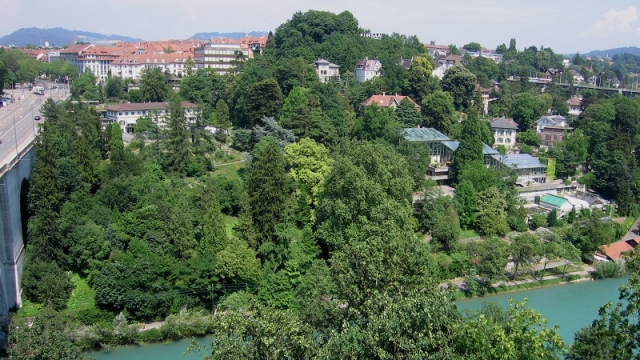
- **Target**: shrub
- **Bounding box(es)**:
[138,328,164,343]
[75,308,114,326]
[591,261,626,279]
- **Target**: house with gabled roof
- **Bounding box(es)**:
[597,238,640,262]
[314,58,340,83]
[567,96,582,116]
[355,58,382,83]
[536,115,572,147]
[359,93,420,113]
[490,117,519,149]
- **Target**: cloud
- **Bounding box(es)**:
[582,6,640,38]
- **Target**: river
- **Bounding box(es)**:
[91,277,628,359]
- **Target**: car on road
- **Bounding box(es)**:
[34,115,41,121]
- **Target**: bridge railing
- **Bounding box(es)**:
[0,140,35,178]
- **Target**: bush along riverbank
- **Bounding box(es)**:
[74,310,217,352]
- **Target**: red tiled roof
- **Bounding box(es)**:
[567,96,582,107]
[360,94,420,110]
[599,239,638,261]
[112,53,193,65]
[107,101,197,112]
[60,43,94,54]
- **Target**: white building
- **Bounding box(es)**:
[567,96,582,116]
[313,58,340,83]
[490,117,519,148]
[105,101,198,133]
[194,42,252,74]
[535,115,567,133]
[59,43,94,75]
[111,54,193,80]
[355,58,382,83]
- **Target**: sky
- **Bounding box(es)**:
[1,0,639,54]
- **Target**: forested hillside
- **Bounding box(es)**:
[7,9,640,360]
[0,27,142,47]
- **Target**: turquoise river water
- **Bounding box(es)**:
[91,277,628,359]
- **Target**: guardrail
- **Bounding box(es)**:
[0,141,35,178]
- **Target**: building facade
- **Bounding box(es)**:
[360,93,420,113]
[313,58,340,83]
[111,54,193,80]
[490,117,519,148]
[194,43,253,74]
[104,101,198,133]
[355,58,382,83]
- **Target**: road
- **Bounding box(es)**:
[0,82,69,168]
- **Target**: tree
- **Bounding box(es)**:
[455,179,478,229]
[70,70,98,101]
[476,186,510,236]
[450,108,484,183]
[105,76,126,99]
[245,136,293,264]
[395,97,422,126]
[509,93,545,130]
[248,78,284,126]
[432,205,461,251]
[405,55,435,104]
[205,304,315,360]
[163,94,190,175]
[27,121,65,264]
[140,67,168,102]
[510,233,542,280]
[106,122,126,179]
[456,299,565,359]
[441,64,477,110]
[284,138,333,224]
[21,260,73,310]
[462,42,482,52]
[7,309,91,360]
[357,102,401,141]
[517,129,541,147]
[422,90,456,134]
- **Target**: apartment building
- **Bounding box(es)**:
[194,42,253,73]
[105,101,198,133]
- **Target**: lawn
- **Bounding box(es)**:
[66,273,96,312]
[212,162,245,182]
[460,229,481,239]
[225,215,239,238]
[14,273,97,318]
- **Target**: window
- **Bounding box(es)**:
[498,138,503,143]
[498,130,504,136]
[118,112,122,116]
[125,112,129,115]
[506,131,512,136]
[506,138,511,143]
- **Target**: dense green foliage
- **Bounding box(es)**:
[13,9,640,360]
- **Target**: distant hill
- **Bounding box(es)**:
[189,31,268,40]
[0,27,143,47]
[581,47,640,58]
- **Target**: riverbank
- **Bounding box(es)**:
[446,263,595,300]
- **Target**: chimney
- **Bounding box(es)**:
[382,91,386,96]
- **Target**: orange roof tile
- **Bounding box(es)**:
[360,94,420,110]
[600,240,636,261]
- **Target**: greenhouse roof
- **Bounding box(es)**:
[443,141,500,155]
[401,128,450,142]
[490,154,546,169]
[541,194,569,208]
